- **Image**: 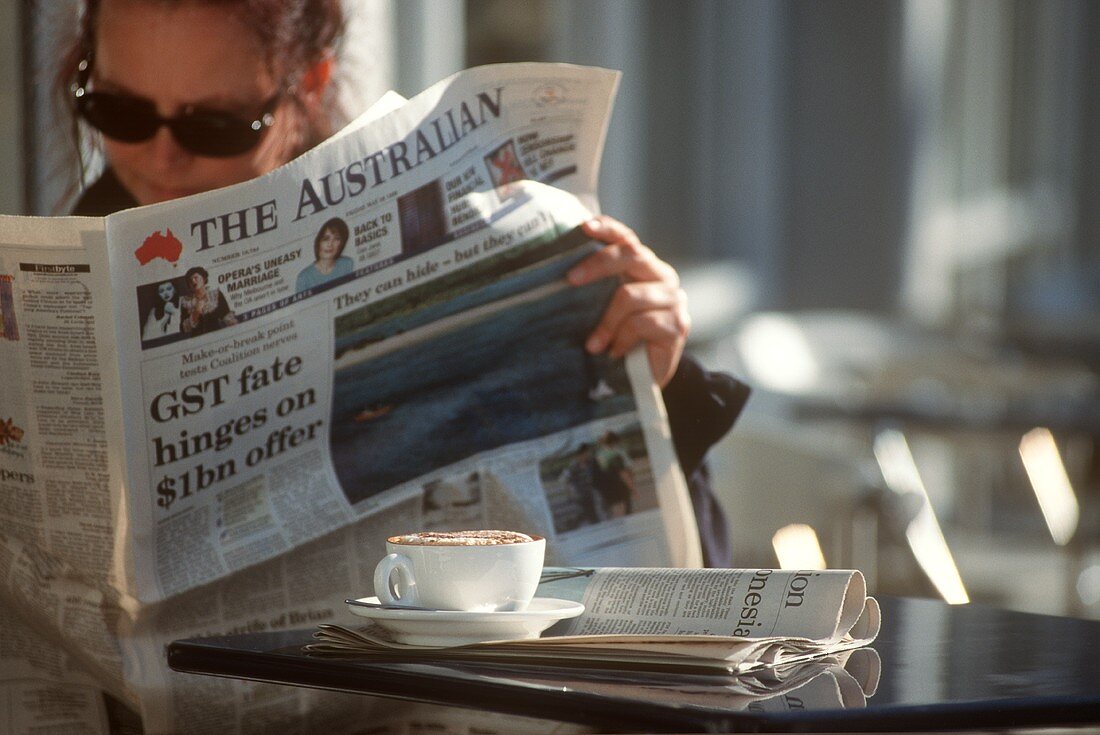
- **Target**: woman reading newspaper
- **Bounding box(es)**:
[59,0,749,566]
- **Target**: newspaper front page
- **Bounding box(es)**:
[0,63,703,734]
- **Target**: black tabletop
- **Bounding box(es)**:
[167,595,1100,732]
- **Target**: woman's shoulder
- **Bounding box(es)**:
[296,263,319,284]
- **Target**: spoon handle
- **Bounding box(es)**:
[345,598,436,612]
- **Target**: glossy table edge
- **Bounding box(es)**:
[166,596,1100,733]
[166,642,724,733]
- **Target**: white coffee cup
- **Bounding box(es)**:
[373,531,545,612]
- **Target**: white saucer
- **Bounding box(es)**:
[346,596,584,646]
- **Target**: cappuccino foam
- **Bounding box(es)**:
[390,530,534,546]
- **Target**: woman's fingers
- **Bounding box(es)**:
[567,217,679,287]
[615,303,691,388]
[585,281,686,352]
[587,284,691,388]
[566,216,690,387]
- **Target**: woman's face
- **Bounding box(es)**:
[93,0,302,205]
[188,271,206,290]
[157,281,175,302]
[317,226,343,260]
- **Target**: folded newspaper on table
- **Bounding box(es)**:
[0,63,715,734]
[308,567,880,675]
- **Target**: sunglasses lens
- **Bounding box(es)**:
[78,92,160,142]
[171,112,263,158]
[77,91,268,157]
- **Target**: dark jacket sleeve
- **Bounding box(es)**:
[661,355,751,568]
[71,168,138,216]
[662,354,751,476]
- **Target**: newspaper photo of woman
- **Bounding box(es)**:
[559,443,603,525]
[180,266,237,336]
[296,216,354,292]
[596,430,637,518]
[140,279,180,341]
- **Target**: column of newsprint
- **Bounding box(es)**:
[0,216,131,733]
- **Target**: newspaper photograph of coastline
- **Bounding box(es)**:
[330,277,633,505]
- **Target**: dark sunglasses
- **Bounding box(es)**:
[71,56,280,158]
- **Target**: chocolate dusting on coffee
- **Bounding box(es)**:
[390,530,534,546]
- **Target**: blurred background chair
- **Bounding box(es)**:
[693,308,1100,618]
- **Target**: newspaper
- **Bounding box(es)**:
[520,648,884,714]
[310,567,881,674]
[0,63,706,734]
[440,647,883,716]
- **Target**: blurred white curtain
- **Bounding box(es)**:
[332,0,398,127]
[899,0,1085,330]
[0,2,23,214]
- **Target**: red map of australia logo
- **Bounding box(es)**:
[135,229,183,265]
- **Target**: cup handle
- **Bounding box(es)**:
[374,553,418,606]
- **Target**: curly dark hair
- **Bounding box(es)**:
[184,266,209,287]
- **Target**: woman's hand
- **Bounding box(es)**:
[566,216,690,388]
